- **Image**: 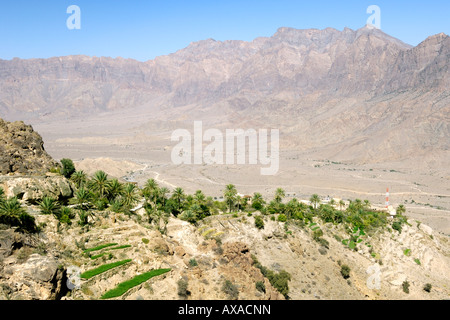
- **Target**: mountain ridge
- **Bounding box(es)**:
[0,26,448,167]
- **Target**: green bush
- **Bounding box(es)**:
[254,215,265,229]
[402,280,410,294]
[255,281,266,293]
[340,264,351,279]
[222,279,239,300]
[251,255,291,299]
[392,221,402,233]
[312,228,324,240]
[60,158,76,179]
[189,258,198,267]
[57,206,74,224]
[277,214,287,222]
[423,283,432,293]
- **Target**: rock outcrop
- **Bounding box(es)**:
[0,118,58,175]
[0,175,73,204]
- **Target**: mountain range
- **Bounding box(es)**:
[0,25,448,167]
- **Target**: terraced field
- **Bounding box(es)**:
[67,219,174,300]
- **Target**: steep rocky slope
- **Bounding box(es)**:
[0,118,58,175]
[1,210,449,300]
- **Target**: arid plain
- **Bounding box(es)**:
[33,111,450,236]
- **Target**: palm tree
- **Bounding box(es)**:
[143,178,159,203]
[71,187,93,210]
[90,170,109,199]
[39,197,61,216]
[0,197,27,217]
[172,187,186,211]
[194,190,206,205]
[0,197,37,233]
[70,170,87,189]
[251,193,265,210]
[310,194,321,210]
[106,178,124,201]
[179,209,198,224]
[274,188,285,204]
[224,184,237,213]
[122,183,139,207]
[190,203,202,216]
[396,204,406,215]
[0,187,5,202]
[363,200,371,210]
[159,187,170,207]
[285,198,300,219]
[145,206,170,233]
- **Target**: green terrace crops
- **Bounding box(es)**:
[80,259,132,279]
[101,268,171,299]
[83,243,132,259]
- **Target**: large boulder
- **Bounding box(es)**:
[0,175,73,204]
[1,253,67,300]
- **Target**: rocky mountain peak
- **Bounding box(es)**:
[0,118,58,175]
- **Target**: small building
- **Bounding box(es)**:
[387,205,397,217]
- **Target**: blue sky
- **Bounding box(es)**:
[0,0,449,61]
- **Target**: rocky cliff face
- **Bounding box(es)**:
[0,118,58,175]
[0,26,447,118]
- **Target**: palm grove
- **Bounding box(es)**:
[0,159,409,245]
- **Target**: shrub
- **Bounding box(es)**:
[254,215,265,229]
[402,280,410,294]
[270,270,291,299]
[277,214,287,222]
[255,281,266,293]
[142,238,149,244]
[60,158,76,179]
[222,279,239,300]
[340,264,351,279]
[392,221,402,233]
[423,283,432,293]
[189,258,198,267]
[57,206,74,224]
[177,279,190,298]
[312,228,324,239]
[251,255,291,299]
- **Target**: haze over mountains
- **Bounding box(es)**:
[0,25,448,167]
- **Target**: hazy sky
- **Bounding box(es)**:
[0,0,449,61]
